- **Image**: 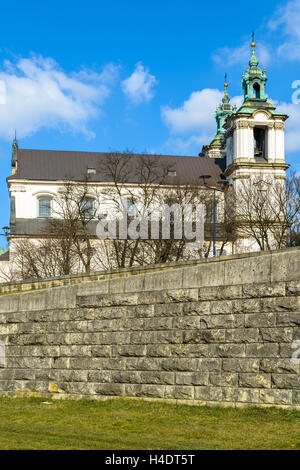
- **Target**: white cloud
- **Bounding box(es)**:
[0,54,119,140]
[276,101,300,153]
[162,89,223,134]
[161,88,242,154]
[212,42,271,67]
[121,62,157,104]
[268,0,300,61]
[269,0,300,39]
[213,1,300,66]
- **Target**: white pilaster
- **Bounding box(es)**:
[274,125,285,162]
[267,126,275,161]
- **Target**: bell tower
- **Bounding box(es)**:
[224,36,289,180]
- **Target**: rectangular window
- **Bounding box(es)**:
[205,201,218,222]
[81,199,94,218]
[39,198,51,217]
[254,127,266,159]
[206,201,213,221]
[121,198,135,218]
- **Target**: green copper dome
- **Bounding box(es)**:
[236,36,286,117]
[209,75,236,148]
[241,38,268,103]
[249,43,259,68]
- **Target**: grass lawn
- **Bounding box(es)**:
[0,397,299,450]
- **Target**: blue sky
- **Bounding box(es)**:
[0,0,300,247]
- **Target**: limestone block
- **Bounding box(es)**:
[182,261,225,289]
[238,373,271,388]
[93,383,124,396]
[124,384,165,398]
[259,389,292,405]
[113,345,146,357]
[182,301,210,315]
[259,328,293,343]
[242,283,285,298]
[236,388,260,403]
[194,386,223,401]
[222,358,260,372]
[271,374,300,389]
[209,372,238,387]
[225,328,259,343]
[224,255,271,286]
[175,372,209,386]
[161,358,199,372]
[165,385,194,400]
[277,312,300,326]
[199,285,242,301]
[260,358,300,374]
[245,313,276,328]
[271,250,300,283]
[210,300,233,314]
[245,343,279,357]
[146,344,171,357]
[183,329,225,345]
[140,371,174,385]
[286,281,300,296]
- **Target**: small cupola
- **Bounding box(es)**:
[241,33,268,103]
[200,74,236,159]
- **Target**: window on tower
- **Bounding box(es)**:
[253,83,261,99]
[253,127,266,159]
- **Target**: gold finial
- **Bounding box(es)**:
[224,72,228,88]
[251,30,256,48]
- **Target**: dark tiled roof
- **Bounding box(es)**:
[8,149,226,187]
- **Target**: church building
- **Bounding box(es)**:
[0,39,290,280]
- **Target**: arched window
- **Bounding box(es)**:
[253,83,261,99]
[38,198,52,217]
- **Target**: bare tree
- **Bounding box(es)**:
[97,152,217,266]
[97,151,171,268]
[3,152,247,282]
[217,186,238,256]
[6,238,78,281]
[235,173,300,251]
[51,180,101,274]
[286,173,300,247]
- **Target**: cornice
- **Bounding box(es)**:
[224,161,290,177]
[231,120,285,130]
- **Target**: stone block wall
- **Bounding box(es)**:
[0,248,299,408]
